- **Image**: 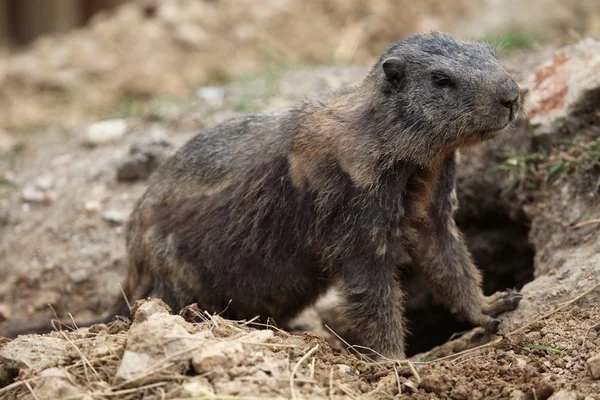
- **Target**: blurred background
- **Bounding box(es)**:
[0,0,599,135]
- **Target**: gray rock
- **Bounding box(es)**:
[116,139,173,182]
[548,391,580,400]
[587,353,600,379]
[0,336,69,372]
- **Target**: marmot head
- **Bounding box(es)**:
[367,31,522,164]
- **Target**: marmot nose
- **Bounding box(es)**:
[501,95,519,109]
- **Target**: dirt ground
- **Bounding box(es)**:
[1,3,600,399]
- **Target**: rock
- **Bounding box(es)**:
[70,268,91,283]
[102,210,123,225]
[130,298,172,321]
[132,300,171,324]
[196,87,225,109]
[180,376,215,397]
[535,378,555,400]
[35,175,55,190]
[586,353,600,379]
[510,390,527,400]
[192,341,245,374]
[84,119,128,145]
[114,302,199,383]
[84,200,101,214]
[0,336,69,372]
[548,391,579,400]
[116,139,173,182]
[527,38,600,139]
[22,184,47,203]
[114,351,154,382]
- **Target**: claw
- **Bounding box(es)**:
[486,318,501,334]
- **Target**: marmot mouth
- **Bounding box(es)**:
[480,123,511,137]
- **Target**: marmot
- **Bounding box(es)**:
[3,32,524,358]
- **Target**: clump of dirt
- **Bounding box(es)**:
[2,297,599,399]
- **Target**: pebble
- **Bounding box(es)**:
[586,353,600,379]
[84,119,128,145]
[22,184,47,203]
[102,210,123,224]
[197,87,225,109]
[70,269,91,283]
[35,174,55,190]
[548,391,579,400]
[84,200,102,214]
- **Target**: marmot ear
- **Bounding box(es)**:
[382,57,404,89]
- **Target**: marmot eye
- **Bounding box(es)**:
[431,71,455,87]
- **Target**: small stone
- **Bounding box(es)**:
[336,364,351,374]
[84,200,101,214]
[196,87,225,109]
[70,269,91,283]
[35,175,54,190]
[180,376,215,396]
[586,353,600,379]
[132,300,171,324]
[116,139,173,182]
[535,378,555,400]
[510,390,527,400]
[548,391,579,400]
[102,210,123,225]
[84,119,128,145]
[22,184,46,203]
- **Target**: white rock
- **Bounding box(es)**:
[84,200,101,214]
[196,87,224,109]
[114,351,153,382]
[102,210,123,224]
[84,119,128,145]
[22,184,46,203]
